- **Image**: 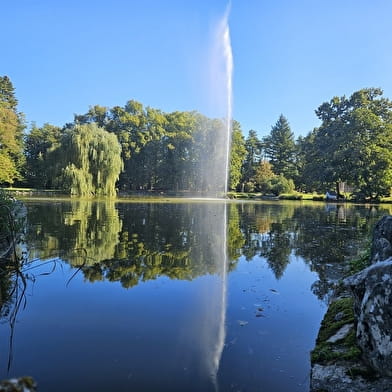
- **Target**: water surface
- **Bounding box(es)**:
[0,200,388,391]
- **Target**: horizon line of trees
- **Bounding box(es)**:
[1,75,392,199]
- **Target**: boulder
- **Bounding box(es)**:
[370,215,392,263]
[344,258,392,376]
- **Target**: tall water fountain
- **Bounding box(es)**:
[197,6,233,197]
[196,7,232,388]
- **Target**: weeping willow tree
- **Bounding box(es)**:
[56,123,123,196]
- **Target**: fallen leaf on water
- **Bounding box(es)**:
[238,320,248,327]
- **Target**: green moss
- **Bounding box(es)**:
[317,298,355,342]
[348,249,371,275]
[311,297,362,364]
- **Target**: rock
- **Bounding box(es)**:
[0,377,37,391]
[334,311,346,322]
[327,323,354,344]
[311,215,392,391]
[344,258,392,376]
[370,215,392,263]
[311,364,392,392]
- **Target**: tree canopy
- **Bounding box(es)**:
[2,75,392,200]
[263,115,297,180]
[302,88,392,198]
[55,123,123,196]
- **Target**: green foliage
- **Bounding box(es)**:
[0,152,19,184]
[0,76,18,111]
[303,88,392,198]
[55,123,123,196]
[229,120,247,190]
[0,189,14,237]
[24,123,62,188]
[0,76,25,185]
[74,101,242,194]
[264,115,297,180]
[241,129,262,190]
[252,161,294,195]
[253,160,275,192]
[267,175,295,195]
[278,193,303,200]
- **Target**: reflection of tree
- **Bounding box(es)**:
[25,200,122,265]
[0,266,14,320]
[237,203,295,278]
[293,204,388,299]
[25,202,242,288]
[293,204,383,265]
[80,203,233,287]
[64,201,122,265]
[24,200,388,296]
[260,222,292,279]
[234,202,387,285]
[227,204,245,268]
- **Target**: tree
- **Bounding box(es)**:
[307,88,392,199]
[0,76,25,184]
[295,133,318,192]
[253,160,275,193]
[0,76,18,111]
[55,123,123,196]
[24,123,62,188]
[72,101,249,194]
[241,129,262,191]
[252,160,294,195]
[263,115,297,179]
[229,120,246,190]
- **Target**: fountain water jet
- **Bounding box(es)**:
[197,5,233,197]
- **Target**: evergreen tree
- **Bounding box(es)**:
[241,129,262,191]
[0,76,18,111]
[263,115,297,180]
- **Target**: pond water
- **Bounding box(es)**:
[0,200,389,391]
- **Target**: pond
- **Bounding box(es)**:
[0,199,389,391]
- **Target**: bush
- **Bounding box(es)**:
[279,193,303,200]
[243,181,255,193]
[313,195,325,201]
[267,175,295,196]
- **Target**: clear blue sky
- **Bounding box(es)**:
[3,0,392,138]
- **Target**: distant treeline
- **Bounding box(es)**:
[1,75,392,198]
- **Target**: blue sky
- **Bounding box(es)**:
[3,0,392,138]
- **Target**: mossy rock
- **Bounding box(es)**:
[311,297,362,364]
[0,376,37,391]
